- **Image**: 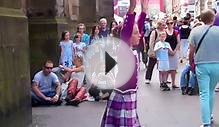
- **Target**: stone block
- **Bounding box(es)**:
[0,5,31,127]
[29,18,68,78]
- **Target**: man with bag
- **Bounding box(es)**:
[189,9,219,127]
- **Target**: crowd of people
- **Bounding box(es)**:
[31,0,219,126]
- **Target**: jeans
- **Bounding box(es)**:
[196,63,219,125]
[180,65,197,88]
[31,91,56,105]
[180,39,189,58]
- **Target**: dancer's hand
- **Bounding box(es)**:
[141,0,149,13]
[128,0,136,14]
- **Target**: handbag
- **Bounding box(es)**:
[142,48,148,64]
[147,30,158,58]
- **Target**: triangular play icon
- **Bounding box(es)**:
[105,52,117,75]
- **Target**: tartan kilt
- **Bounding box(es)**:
[100,90,141,127]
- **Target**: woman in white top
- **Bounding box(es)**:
[61,55,86,106]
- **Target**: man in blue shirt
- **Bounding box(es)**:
[31,60,62,106]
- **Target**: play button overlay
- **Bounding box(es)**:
[84,37,136,89]
[105,51,117,75]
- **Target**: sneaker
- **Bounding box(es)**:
[160,86,166,91]
[161,83,170,91]
[181,87,187,95]
[160,83,164,88]
[87,96,95,102]
[164,85,171,91]
[94,96,101,101]
[187,88,196,95]
[215,87,219,92]
[211,114,214,123]
[200,124,211,127]
[145,79,151,84]
[160,83,165,91]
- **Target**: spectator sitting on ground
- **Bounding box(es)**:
[31,60,62,106]
[60,55,86,106]
[180,64,198,95]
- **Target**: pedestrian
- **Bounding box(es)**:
[145,20,166,84]
[189,9,219,127]
[100,0,149,126]
[165,18,180,89]
[154,31,175,91]
[179,18,191,63]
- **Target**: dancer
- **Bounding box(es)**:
[100,0,149,126]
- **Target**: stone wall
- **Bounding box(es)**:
[28,0,113,77]
[28,0,68,78]
[96,0,114,22]
[0,0,31,126]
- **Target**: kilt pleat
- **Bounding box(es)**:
[100,90,141,127]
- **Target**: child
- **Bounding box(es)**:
[60,55,86,106]
[73,34,86,58]
[100,0,148,126]
[154,32,175,91]
[59,31,74,67]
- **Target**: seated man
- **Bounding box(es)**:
[31,60,62,106]
[180,64,198,95]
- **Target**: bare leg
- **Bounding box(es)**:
[163,71,168,83]
[170,70,178,88]
[159,71,163,83]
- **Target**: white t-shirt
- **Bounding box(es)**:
[70,65,85,88]
[154,41,171,61]
[73,42,86,57]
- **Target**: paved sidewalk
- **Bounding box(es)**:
[32,63,219,127]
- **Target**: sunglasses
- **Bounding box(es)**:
[166,22,174,25]
[45,66,53,69]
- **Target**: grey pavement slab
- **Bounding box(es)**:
[32,63,219,127]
